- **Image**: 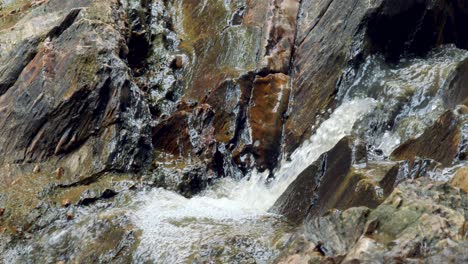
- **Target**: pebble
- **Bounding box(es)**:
[61,199,71,207]
[33,165,41,173]
[55,167,64,179]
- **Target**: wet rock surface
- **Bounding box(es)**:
[271,136,395,224]
[0,0,467,263]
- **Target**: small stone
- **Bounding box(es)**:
[392,197,403,208]
[171,55,184,69]
[33,165,41,173]
[66,212,74,220]
[61,199,71,207]
[57,261,66,264]
[55,167,64,179]
[0,208,5,217]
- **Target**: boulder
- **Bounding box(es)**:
[450,166,468,192]
[391,111,463,166]
[270,136,395,224]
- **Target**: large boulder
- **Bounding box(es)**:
[270,136,397,224]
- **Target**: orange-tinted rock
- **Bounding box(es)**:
[450,167,468,192]
[61,199,71,207]
[153,112,192,157]
[66,212,74,220]
[55,167,64,179]
[249,73,291,171]
[152,104,215,158]
[391,111,461,167]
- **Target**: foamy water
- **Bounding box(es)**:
[131,98,377,263]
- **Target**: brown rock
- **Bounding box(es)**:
[284,0,375,154]
[270,136,390,224]
[61,199,71,207]
[170,55,184,69]
[0,208,4,217]
[450,167,468,192]
[249,73,291,171]
[66,212,74,220]
[55,167,64,179]
[391,111,461,167]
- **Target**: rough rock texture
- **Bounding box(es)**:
[284,0,468,154]
[275,179,468,263]
[0,0,153,182]
[392,110,465,167]
[451,167,468,192]
[1,0,468,262]
[271,136,396,224]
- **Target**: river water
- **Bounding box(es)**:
[130,45,468,263]
[2,46,467,263]
[131,98,377,263]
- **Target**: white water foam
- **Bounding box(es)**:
[131,98,377,263]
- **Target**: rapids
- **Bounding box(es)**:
[129,45,468,262]
[2,45,466,263]
[131,98,377,263]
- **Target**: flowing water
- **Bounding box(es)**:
[2,46,467,263]
[131,98,377,263]
[129,46,468,262]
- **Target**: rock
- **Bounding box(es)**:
[33,165,40,173]
[54,167,64,179]
[443,58,468,108]
[284,0,376,154]
[270,136,394,224]
[0,208,4,217]
[248,73,290,171]
[276,178,468,263]
[0,0,153,184]
[450,167,468,192]
[61,199,71,207]
[391,111,463,166]
[66,212,74,220]
[365,0,468,61]
[170,55,184,69]
[78,189,118,206]
[284,0,468,155]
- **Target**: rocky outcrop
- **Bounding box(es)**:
[275,178,467,263]
[391,110,465,167]
[271,136,397,224]
[1,0,468,262]
[284,0,468,155]
[0,0,153,182]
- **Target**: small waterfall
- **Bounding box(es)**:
[131,98,377,263]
